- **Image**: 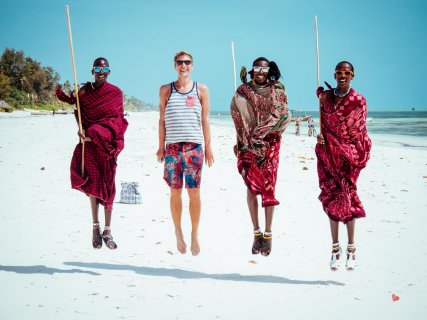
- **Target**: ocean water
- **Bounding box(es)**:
[211,110,427,137]
[210,110,427,149]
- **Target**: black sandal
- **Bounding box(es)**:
[260,232,272,256]
[252,229,263,254]
[92,222,102,249]
[102,226,117,250]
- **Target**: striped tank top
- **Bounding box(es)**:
[165,81,203,145]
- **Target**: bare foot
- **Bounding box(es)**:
[175,230,187,254]
[190,232,200,256]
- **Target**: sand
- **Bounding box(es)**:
[1,110,426,319]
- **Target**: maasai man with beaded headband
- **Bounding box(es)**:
[230,57,290,257]
[316,61,371,271]
[56,57,128,250]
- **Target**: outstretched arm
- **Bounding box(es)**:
[55,85,76,105]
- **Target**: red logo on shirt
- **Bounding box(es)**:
[186,95,195,107]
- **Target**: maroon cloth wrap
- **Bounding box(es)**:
[315,89,371,223]
[237,135,282,207]
[56,82,128,210]
[231,82,290,207]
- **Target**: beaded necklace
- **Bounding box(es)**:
[333,86,351,97]
[252,79,270,88]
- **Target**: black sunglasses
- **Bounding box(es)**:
[176,60,192,66]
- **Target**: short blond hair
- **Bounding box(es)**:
[174,51,193,62]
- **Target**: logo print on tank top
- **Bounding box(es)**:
[186,95,195,107]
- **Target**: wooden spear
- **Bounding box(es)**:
[231,41,237,94]
[65,5,85,176]
[231,41,238,156]
[315,15,322,134]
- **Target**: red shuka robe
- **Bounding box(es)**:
[56,82,128,210]
[315,88,372,223]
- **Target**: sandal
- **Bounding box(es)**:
[330,242,342,271]
[92,222,102,249]
[252,229,263,254]
[260,231,272,256]
[102,226,118,250]
[346,244,356,271]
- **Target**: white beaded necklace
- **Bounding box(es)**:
[334,86,351,97]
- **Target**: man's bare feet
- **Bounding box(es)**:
[190,232,200,256]
[175,230,187,254]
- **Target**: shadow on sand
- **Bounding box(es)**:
[64,262,344,286]
[0,264,100,276]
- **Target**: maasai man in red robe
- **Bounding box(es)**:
[56,57,128,250]
[316,61,371,271]
[231,57,290,256]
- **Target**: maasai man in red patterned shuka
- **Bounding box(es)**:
[231,57,290,257]
[56,57,128,250]
[316,61,371,271]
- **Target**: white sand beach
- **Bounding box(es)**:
[1,110,426,319]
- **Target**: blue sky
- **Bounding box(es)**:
[1,0,426,111]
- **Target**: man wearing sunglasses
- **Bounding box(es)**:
[316,61,371,271]
[56,57,128,251]
[156,51,214,256]
[231,57,290,257]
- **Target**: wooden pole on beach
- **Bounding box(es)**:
[315,15,322,134]
[231,41,237,93]
[65,5,85,176]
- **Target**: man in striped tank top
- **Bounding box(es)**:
[156,51,214,256]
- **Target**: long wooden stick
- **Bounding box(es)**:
[65,5,85,176]
[315,16,320,88]
[315,15,322,134]
[231,41,237,93]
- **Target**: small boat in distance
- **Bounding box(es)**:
[31,110,51,116]
[54,109,70,115]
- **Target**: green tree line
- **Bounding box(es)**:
[0,48,59,108]
[0,48,153,111]
[124,95,156,112]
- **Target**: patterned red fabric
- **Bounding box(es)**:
[315,89,372,223]
[237,135,282,207]
[231,82,290,207]
[56,82,128,210]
